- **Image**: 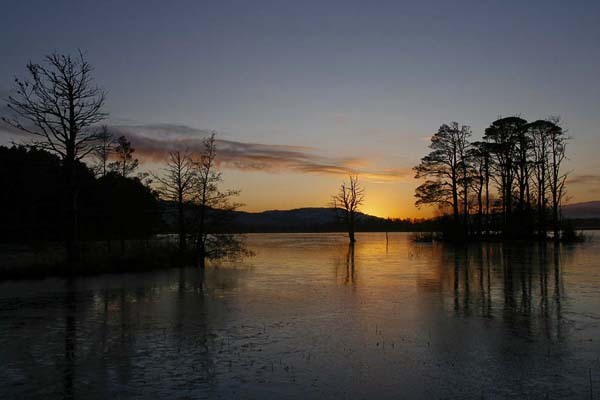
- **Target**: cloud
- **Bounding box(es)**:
[0,114,412,181]
[567,174,600,186]
[109,124,412,182]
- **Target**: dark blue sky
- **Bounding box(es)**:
[1,0,599,215]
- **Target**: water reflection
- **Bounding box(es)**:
[334,243,356,286]
[63,280,76,400]
[0,233,598,399]
[436,242,569,341]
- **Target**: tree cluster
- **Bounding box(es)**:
[414,117,569,241]
[154,133,243,267]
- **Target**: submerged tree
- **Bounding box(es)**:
[2,51,107,263]
[154,150,196,254]
[110,135,139,177]
[332,175,365,243]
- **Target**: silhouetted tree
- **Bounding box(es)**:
[154,151,196,254]
[414,122,471,226]
[468,141,491,233]
[332,175,365,243]
[191,133,242,267]
[484,117,527,232]
[457,124,472,227]
[92,125,113,177]
[514,125,532,214]
[414,181,453,210]
[110,135,139,177]
[547,117,569,241]
[414,115,574,241]
[526,120,553,238]
[2,51,107,263]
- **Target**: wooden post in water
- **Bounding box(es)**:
[385,232,389,253]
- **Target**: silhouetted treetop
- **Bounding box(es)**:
[2,51,107,160]
[110,135,139,177]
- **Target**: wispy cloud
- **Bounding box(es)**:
[568,174,600,186]
[110,124,412,182]
[0,117,412,181]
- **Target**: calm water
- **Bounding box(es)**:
[1,233,599,399]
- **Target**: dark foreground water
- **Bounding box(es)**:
[1,233,599,399]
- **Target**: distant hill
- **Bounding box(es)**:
[563,201,600,219]
[159,202,600,233]
[159,203,421,233]
[231,207,389,232]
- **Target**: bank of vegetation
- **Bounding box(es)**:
[0,52,245,279]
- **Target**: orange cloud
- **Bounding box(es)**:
[109,124,413,182]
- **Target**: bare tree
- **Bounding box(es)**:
[154,150,196,253]
[332,175,365,243]
[191,133,242,267]
[110,135,139,177]
[92,125,114,177]
[2,51,107,263]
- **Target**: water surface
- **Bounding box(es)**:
[1,233,599,399]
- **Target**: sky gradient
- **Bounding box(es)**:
[1,0,599,217]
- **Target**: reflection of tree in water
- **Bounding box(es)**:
[333,243,357,286]
[174,267,217,390]
[56,268,220,397]
[345,244,356,286]
[63,279,76,400]
[443,242,571,339]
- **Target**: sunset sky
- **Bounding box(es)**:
[1,0,600,218]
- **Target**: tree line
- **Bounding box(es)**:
[414,117,571,241]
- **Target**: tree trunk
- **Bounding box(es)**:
[177,193,185,254]
[451,175,459,222]
[462,178,469,233]
[348,212,356,243]
[552,201,560,242]
[477,180,483,236]
[198,248,206,269]
[349,231,356,243]
[64,151,78,268]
